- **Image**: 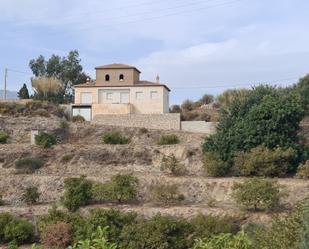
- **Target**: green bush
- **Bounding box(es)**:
[160,154,186,176]
[108,174,139,203]
[296,160,309,179]
[190,214,240,241]
[192,232,252,249]
[69,226,117,249]
[22,186,40,205]
[88,209,137,245]
[234,145,295,177]
[0,214,34,244]
[63,176,93,211]
[151,183,185,206]
[7,240,18,249]
[72,115,85,123]
[102,132,130,145]
[14,158,44,174]
[203,152,230,177]
[119,214,193,249]
[35,131,57,148]
[232,178,284,212]
[158,134,179,145]
[0,131,9,144]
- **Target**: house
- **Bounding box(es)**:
[73,63,170,121]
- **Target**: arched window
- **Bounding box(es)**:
[119,74,124,81]
[105,74,110,81]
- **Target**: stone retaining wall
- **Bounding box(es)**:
[92,113,181,130]
[181,121,218,134]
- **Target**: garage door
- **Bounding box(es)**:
[73,107,92,121]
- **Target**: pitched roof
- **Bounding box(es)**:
[95,63,141,73]
[74,80,170,91]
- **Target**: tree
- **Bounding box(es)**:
[296,74,309,114]
[199,94,214,105]
[203,85,307,175]
[29,50,88,103]
[18,83,30,99]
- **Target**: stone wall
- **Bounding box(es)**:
[92,113,181,130]
[181,121,218,134]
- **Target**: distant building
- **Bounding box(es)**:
[73,63,170,121]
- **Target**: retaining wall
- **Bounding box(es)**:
[92,113,181,130]
[181,121,218,134]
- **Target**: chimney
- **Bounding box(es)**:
[156,75,160,83]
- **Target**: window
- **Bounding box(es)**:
[105,74,110,81]
[119,74,124,81]
[135,91,144,100]
[151,91,159,99]
[106,92,113,101]
[80,92,92,104]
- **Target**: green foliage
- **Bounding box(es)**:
[217,88,250,108]
[203,85,307,175]
[192,232,252,249]
[87,209,137,245]
[29,50,88,103]
[18,83,30,99]
[69,226,117,249]
[232,178,284,211]
[0,131,9,144]
[161,154,186,175]
[151,183,185,206]
[296,160,309,179]
[119,214,193,249]
[190,215,240,241]
[8,240,18,249]
[199,94,214,105]
[181,100,195,111]
[108,174,139,203]
[35,131,57,148]
[296,74,309,114]
[14,157,44,174]
[72,115,86,123]
[63,176,93,211]
[102,132,130,145]
[21,186,40,205]
[158,134,180,145]
[203,152,229,177]
[233,145,295,177]
[0,213,34,244]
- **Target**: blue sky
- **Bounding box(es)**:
[1,0,309,104]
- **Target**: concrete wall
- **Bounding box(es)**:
[92,113,181,130]
[181,121,218,134]
[96,68,140,85]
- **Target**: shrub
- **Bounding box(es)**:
[160,154,186,176]
[108,174,139,203]
[72,115,85,123]
[14,157,44,174]
[151,183,185,206]
[233,145,295,177]
[102,131,130,145]
[3,217,34,244]
[70,226,117,249]
[192,232,252,249]
[0,213,14,241]
[32,108,50,117]
[88,209,137,244]
[181,100,195,111]
[63,176,93,211]
[119,214,193,249]
[41,222,71,248]
[139,127,148,134]
[158,134,179,145]
[35,131,57,148]
[22,186,40,205]
[190,214,240,241]
[0,131,9,144]
[0,194,3,206]
[232,178,284,211]
[7,240,18,249]
[61,154,74,163]
[203,152,230,177]
[296,160,309,179]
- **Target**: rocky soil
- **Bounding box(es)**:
[1,115,309,224]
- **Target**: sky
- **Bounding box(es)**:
[1,0,309,104]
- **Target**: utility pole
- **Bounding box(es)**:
[3,68,7,100]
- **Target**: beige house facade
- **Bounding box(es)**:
[73,64,170,121]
